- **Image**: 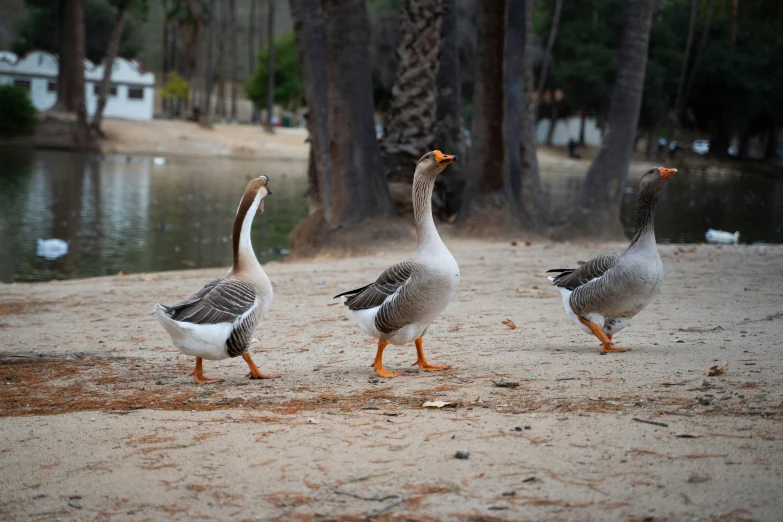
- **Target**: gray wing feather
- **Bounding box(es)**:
[548,254,618,291]
[343,261,414,311]
[164,278,258,325]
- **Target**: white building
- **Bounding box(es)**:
[536,115,603,147]
[0,50,155,121]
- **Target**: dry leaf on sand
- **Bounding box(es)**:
[502,319,517,329]
[706,362,728,376]
[422,401,455,408]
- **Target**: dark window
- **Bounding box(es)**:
[127,87,144,100]
[13,79,31,90]
[47,81,57,92]
[92,84,117,96]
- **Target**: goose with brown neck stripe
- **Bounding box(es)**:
[334,151,460,377]
[546,167,677,353]
[153,175,277,384]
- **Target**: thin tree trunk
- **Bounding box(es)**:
[554,0,655,240]
[380,0,442,182]
[53,0,69,111]
[248,0,257,122]
[216,0,227,119]
[535,0,563,107]
[460,0,509,226]
[91,8,128,134]
[729,0,738,48]
[202,0,217,124]
[578,111,586,145]
[545,101,559,146]
[229,0,238,120]
[162,14,170,117]
[290,0,332,220]
[683,0,714,109]
[666,0,698,156]
[434,0,465,220]
[323,0,395,226]
[265,0,276,132]
[69,0,93,148]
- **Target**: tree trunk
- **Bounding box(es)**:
[229,0,238,121]
[646,113,665,159]
[56,0,87,113]
[433,0,465,221]
[265,0,276,132]
[666,0,698,157]
[53,0,69,111]
[683,0,714,109]
[729,0,738,48]
[290,0,332,220]
[518,0,548,223]
[202,0,217,124]
[765,125,779,160]
[323,0,396,226]
[545,101,559,146]
[535,0,563,105]
[578,111,586,145]
[380,0,442,183]
[248,0,257,122]
[91,8,128,134]
[162,15,170,117]
[554,0,655,240]
[460,0,513,227]
[70,0,93,148]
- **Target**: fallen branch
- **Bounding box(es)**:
[321,481,403,518]
[632,417,669,428]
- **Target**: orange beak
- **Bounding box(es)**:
[658,167,677,180]
[433,150,457,166]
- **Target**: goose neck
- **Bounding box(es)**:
[412,172,441,249]
[629,184,658,248]
[232,193,263,275]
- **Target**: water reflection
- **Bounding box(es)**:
[0,150,308,282]
[0,150,781,283]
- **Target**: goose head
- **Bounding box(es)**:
[640,167,677,194]
[238,175,272,216]
[415,150,457,178]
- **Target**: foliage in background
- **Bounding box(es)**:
[245,31,304,111]
[160,70,190,101]
[12,0,141,64]
[0,85,38,138]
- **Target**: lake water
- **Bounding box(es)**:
[0,150,780,282]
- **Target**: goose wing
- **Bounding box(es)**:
[334,260,414,311]
[162,278,259,325]
[547,253,618,291]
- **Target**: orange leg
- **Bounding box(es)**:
[192,357,223,384]
[412,336,449,371]
[371,339,402,378]
[578,317,629,353]
[243,353,279,379]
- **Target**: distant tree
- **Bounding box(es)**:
[92,0,149,135]
[245,31,304,111]
[12,0,141,64]
[0,85,38,138]
[380,0,442,183]
[554,0,656,239]
[264,0,275,131]
[228,0,238,120]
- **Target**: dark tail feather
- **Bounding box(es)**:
[333,284,371,300]
[546,268,574,274]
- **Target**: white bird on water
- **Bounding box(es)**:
[36,239,68,260]
[705,229,740,244]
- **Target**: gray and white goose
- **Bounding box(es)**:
[334,150,459,377]
[547,167,677,353]
[154,176,277,383]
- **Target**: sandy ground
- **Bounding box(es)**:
[100,119,311,161]
[1,239,782,521]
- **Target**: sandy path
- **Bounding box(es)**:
[1,240,782,521]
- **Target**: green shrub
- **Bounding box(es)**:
[0,85,38,138]
[245,31,305,111]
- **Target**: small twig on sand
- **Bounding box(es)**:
[321,481,403,518]
[555,376,580,381]
[632,417,669,428]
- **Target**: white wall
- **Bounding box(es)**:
[0,51,155,121]
[536,116,603,147]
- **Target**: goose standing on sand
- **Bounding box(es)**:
[154,176,277,383]
[547,167,677,353]
[335,151,459,377]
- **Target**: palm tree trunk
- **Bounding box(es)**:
[91,8,128,134]
[322,0,396,226]
[264,0,276,132]
[290,0,332,220]
[229,0,238,121]
[380,0,442,183]
[554,0,655,240]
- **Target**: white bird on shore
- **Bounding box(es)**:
[36,238,68,260]
[705,229,739,244]
[547,167,677,353]
[334,151,460,377]
[153,176,277,384]
[152,157,166,166]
